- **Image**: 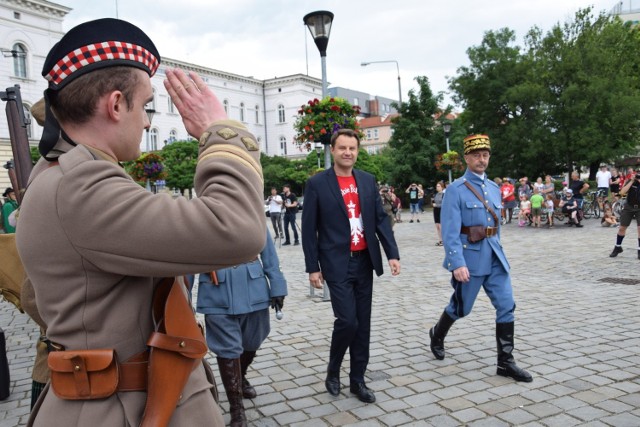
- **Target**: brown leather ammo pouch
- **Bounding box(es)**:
[48,349,118,400]
[465,225,487,243]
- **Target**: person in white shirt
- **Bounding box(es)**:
[266,187,284,238]
[596,165,612,196]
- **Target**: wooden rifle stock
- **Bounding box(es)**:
[1,85,34,205]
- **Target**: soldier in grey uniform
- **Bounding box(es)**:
[428,134,533,383]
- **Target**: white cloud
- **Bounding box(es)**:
[58,0,617,105]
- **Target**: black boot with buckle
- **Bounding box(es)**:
[217,357,248,427]
[429,311,455,360]
[239,351,257,399]
[496,322,533,383]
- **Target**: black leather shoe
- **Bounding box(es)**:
[325,373,340,396]
[610,246,623,257]
[282,242,291,246]
[294,241,300,246]
[497,362,533,382]
[349,382,376,403]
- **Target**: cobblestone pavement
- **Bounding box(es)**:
[1,211,639,426]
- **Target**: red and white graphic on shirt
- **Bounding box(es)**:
[337,176,367,251]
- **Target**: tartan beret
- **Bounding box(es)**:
[42,18,160,91]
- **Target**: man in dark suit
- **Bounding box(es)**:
[302,129,401,403]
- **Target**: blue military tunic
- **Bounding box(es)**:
[440,169,515,322]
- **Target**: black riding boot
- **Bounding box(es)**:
[429,311,455,360]
[217,357,248,427]
[239,351,257,399]
[496,322,533,382]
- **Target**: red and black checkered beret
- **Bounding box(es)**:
[42,18,160,90]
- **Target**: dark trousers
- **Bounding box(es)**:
[283,212,298,243]
[326,252,373,384]
[269,212,282,237]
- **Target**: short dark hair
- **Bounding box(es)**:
[330,128,360,147]
[51,66,141,125]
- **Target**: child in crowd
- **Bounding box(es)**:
[529,188,544,228]
[601,207,619,227]
[518,194,531,227]
[545,194,555,228]
[533,177,544,195]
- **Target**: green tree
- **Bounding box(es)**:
[388,76,447,188]
[159,140,198,191]
[450,8,640,179]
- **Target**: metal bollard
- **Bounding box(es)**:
[0,327,10,400]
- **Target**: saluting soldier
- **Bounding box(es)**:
[16,18,265,426]
[428,134,533,383]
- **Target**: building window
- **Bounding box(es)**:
[373,129,379,139]
[353,97,359,106]
[239,102,245,122]
[150,128,159,151]
[23,104,32,138]
[167,97,175,114]
[223,99,229,114]
[12,43,27,78]
[148,88,157,111]
[277,104,285,123]
[169,129,178,143]
[279,136,287,156]
[255,104,260,124]
[366,130,372,140]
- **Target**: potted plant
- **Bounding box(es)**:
[293,97,363,151]
[434,150,464,172]
[125,152,168,190]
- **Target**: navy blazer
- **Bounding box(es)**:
[302,168,400,283]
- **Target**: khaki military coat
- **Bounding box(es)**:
[16,120,265,427]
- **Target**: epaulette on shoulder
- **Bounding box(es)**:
[450,178,466,188]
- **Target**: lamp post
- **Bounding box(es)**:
[304,11,333,302]
[144,108,156,192]
[443,122,452,184]
[314,142,323,168]
[304,10,334,172]
[360,60,402,105]
[144,108,156,153]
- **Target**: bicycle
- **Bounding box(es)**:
[581,191,600,219]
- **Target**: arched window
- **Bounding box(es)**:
[150,128,159,151]
[223,99,229,114]
[12,43,27,78]
[239,102,245,122]
[277,104,285,123]
[279,136,287,156]
[169,129,178,143]
[255,104,260,124]
[23,104,32,139]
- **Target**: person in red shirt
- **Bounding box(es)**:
[501,178,517,223]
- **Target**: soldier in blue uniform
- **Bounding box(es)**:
[428,134,532,383]
[197,229,288,426]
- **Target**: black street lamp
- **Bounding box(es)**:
[304,10,334,173]
[443,122,452,184]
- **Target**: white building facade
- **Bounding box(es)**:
[0,0,323,189]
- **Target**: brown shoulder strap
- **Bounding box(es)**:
[463,181,500,224]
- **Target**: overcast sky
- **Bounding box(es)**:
[56,0,621,107]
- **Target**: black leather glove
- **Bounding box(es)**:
[270,296,285,310]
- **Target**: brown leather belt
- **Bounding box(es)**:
[460,226,498,237]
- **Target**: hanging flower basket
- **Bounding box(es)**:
[435,150,464,172]
[125,152,168,182]
[293,97,363,151]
